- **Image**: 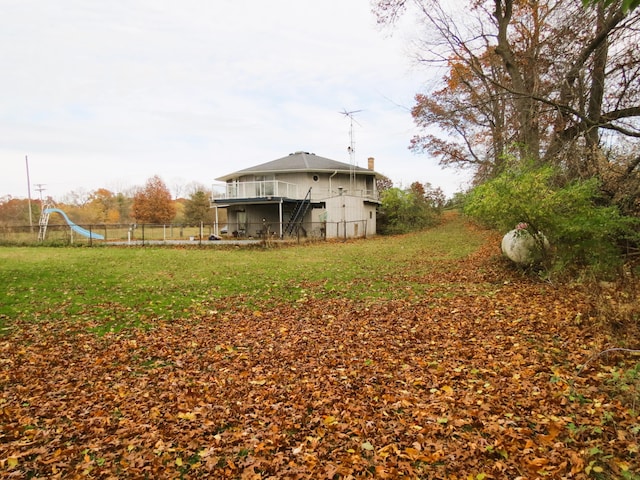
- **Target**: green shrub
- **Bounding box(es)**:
[378,183,443,235]
[463,162,638,277]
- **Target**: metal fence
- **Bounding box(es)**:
[227,220,369,240]
[0,220,370,246]
[0,224,210,246]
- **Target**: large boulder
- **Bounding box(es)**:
[501,224,550,266]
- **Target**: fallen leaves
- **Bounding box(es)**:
[1,225,639,478]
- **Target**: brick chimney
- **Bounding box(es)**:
[367,157,375,170]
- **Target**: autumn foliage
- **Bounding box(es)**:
[132,175,176,224]
[2,222,639,478]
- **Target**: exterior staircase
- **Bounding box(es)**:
[284,188,312,236]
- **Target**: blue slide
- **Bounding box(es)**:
[44,208,105,240]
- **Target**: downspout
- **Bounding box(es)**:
[329,170,338,197]
[279,198,283,239]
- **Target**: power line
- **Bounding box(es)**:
[34,183,47,202]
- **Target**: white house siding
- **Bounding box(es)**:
[233,171,374,203]
[319,194,376,239]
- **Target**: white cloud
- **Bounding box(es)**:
[0,0,471,201]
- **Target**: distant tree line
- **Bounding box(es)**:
[0,175,219,227]
[2,174,447,236]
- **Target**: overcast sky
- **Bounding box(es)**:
[1,1,471,201]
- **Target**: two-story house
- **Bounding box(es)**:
[211,151,380,239]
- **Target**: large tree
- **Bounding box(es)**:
[132,176,176,224]
[81,189,122,224]
[183,190,212,226]
[373,0,640,191]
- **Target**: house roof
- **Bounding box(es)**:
[215,151,377,181]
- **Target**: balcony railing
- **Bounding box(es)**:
[212,180,298,200]
[212,181,379,202]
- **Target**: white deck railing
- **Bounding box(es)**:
[212,181,298,200]
[211,181,379,202]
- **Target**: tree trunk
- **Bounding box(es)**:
[493,0,541,163]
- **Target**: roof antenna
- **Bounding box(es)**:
[340,109,362,190]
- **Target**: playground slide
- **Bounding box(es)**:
[44,208,105,240]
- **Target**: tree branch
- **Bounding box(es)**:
[577,347,640,376]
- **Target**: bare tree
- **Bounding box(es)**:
[373,0,640,189]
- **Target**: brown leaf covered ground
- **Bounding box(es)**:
[1,223,639,479]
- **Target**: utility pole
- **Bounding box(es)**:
[34,184,47,203]
[25,156,33,229]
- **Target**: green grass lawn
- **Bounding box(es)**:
[0,215,487,334]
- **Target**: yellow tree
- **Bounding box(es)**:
[132,176,176,224]
[84,188,120,224]
[410,53,516,182]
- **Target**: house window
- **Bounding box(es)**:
[313,175,319,182]
[255,175,274,196]
[369,211,373,219]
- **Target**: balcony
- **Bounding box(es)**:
[211,181,379,203]
[212,180,298,201]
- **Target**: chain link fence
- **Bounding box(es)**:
[0,220,370,246]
